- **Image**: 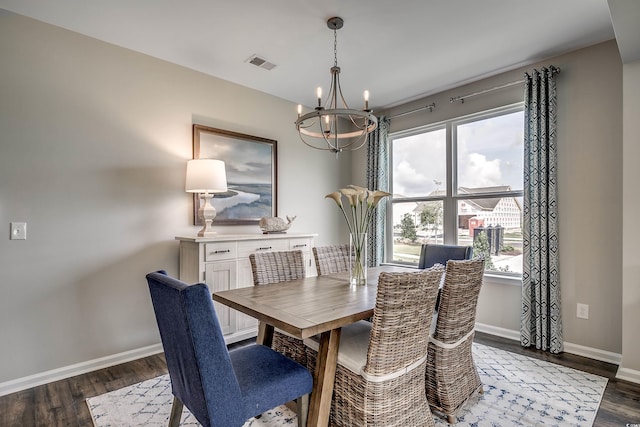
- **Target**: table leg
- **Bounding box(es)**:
[307,328,341,427]
[257,321,274,347]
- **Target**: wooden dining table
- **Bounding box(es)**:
[212,265,415,427]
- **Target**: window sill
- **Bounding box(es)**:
[483,273,522,287]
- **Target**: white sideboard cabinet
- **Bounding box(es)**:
[176,233,317,344]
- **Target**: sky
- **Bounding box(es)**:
[392,110,524,198]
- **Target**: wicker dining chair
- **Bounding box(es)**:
[249,250,308,366]
[312,244,350,276]
[305,268,444,426]
[425,258,485,424]
[419,243,474,312]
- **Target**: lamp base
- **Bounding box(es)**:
[197,193,217,237]
[197,229,217,237]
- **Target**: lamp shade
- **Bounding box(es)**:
[185,159,228,193]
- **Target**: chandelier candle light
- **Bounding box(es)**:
[295,17,378,157]
[326,186,390,285]
[185,159,228,237]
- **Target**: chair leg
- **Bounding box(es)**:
[168,396,184,427]
[446,414,456,424]
[296,393,309,427]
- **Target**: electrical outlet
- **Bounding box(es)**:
[10,222,27,240]
[577,303,589,319]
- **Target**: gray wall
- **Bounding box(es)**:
[0,12,351,384]
[368,40,624,356]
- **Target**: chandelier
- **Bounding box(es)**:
[295,17,378,157]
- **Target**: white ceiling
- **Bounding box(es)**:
[0,1,617,110]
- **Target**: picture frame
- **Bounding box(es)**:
[192,124,277,225]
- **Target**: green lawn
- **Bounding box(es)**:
[392,243,422,263]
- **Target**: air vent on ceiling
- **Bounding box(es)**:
[246,54,277,71]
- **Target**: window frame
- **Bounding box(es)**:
[386,102,524,277]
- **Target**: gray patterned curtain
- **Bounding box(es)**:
[366,116,390,267]
[521,66,562,353]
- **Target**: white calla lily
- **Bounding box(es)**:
[325,185,391,284]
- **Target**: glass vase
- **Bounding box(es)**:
[349,232,368,286]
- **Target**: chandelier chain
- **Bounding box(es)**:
[333,27,338,67]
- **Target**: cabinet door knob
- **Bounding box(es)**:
[213,249,231,254]
[293,244,307,248]
[257,246,273,251]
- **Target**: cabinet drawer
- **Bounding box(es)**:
[204,242,237,261]
[289,237,313,252]
[237,239,289,258]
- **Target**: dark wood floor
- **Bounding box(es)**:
[1,333,639,426]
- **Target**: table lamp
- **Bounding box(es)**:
[185,159,228,237]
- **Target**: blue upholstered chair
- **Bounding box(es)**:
[146,271,313,427]
[418,244,473,269]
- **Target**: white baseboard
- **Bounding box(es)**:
[475,322,521,341]
[616,367,640,384]
[563,341,622,365]
[475,322,624,366]
[0,343,163,397]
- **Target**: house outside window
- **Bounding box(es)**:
[387,104,524,276]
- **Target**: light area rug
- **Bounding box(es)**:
[87,343,607,426]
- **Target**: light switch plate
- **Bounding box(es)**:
[10,222,27,240]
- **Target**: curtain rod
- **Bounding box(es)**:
[449,79,524,104]
[389,66,560,114]
[450,66,560,104]
[388,102,436,120]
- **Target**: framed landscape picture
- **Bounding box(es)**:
[193,124,277,225]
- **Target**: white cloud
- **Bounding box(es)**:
[394,160,428,195]
[460,153,502,187]
[392,129,446,196]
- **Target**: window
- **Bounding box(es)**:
[388,104,524,275]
